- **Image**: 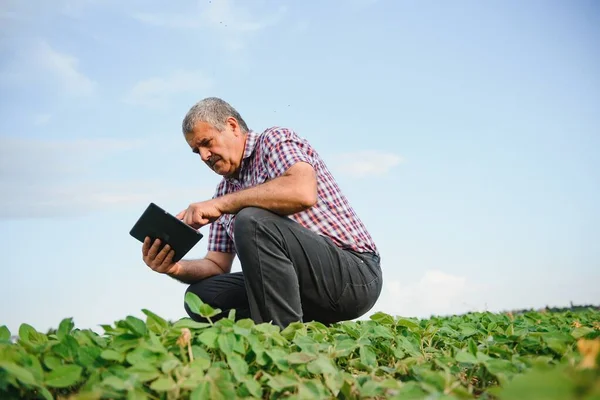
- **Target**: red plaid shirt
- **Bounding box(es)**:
[208,127,379,255]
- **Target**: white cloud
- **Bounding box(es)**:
[332,150,403,178]
[123,69,213,109]
[35,41,96,96]
[133,0,286,51]
[367,269,489,319]
[1,40,96,97]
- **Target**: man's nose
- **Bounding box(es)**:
[199,148,211,161]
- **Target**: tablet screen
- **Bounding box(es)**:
[129,203,203,262]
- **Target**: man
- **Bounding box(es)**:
[142,97,382,328]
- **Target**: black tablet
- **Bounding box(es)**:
[129,202,203,262]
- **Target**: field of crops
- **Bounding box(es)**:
[1,293,599,399]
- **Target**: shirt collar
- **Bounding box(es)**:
[241,129,258,161]
[226,129,258,183]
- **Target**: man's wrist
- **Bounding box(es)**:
[214,194,235,215]
[167,261,184,278]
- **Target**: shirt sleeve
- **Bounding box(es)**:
[206,180,236,253]
[207,219,235,253]
[262,128,315,179]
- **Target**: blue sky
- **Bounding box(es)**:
[1,0,598,335]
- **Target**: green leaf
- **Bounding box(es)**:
[52,335,79,361]
[77,346,101,368]
[161,358,180,374]
[369,312,395,325]
[396,336,421,357]
[360,379,387,398]
[102,375,127,391]
[571,326,595,339]
[44,355,63,370]
[127,363,161,382]
[185,291,204,315]
[150,376,176,392]
[190,356,211,373]
[541,332,572,355]
[396,318,420,330]
[57,317,74,341]
[288,352,317,364]
[459,324,478,338]
[0,325,11,341]
[44,364,82,388]
[265,372,299,392]
[484,358,518,378]
[190,368,236,400]
[217,332,236,356]
[199,303,221,319]
[241,377,263,398]
[235,318,255,330]
[266,348,290,371]
[172,319,211,330]
[198,328,219,349]
[489,365,575,400]
[18,323,37,341]
[24,354,44,382]
[226,353,248,381]
[468,338,478,356]
[141,309,169,334]
[35,386,54,400]
[293,335,320,355]
[280,321,306,339]
[455,350,478,364]
[371,325,395,339]
[0,361,37,385]
[307,356,338,375]
[298,380,329,399]
[324,370,344,395]
[333,339,357,358]
[126,347,158,366]
[112,333,141,353]
[101,349,125,362]
[360,345,378,368]
[124,316,148,337]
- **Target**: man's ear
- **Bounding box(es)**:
[226,117,240,135]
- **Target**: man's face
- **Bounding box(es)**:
[184,118,245,178]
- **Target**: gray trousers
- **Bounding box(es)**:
[184,207,383,328]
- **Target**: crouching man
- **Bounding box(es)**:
[141,97,382,329]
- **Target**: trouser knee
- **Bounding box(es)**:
[234,207,274,237]
[234,207,279,262]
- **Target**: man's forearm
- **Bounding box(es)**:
[168,258,224,284]
[218,165,317,216]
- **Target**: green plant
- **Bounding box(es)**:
[1,295,598,399]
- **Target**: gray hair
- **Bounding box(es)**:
[182,97,249,134]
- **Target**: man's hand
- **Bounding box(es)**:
[176,199,223,229]
[142,237,180,275]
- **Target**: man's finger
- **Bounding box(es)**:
[147,239,161,259]
[190,220,204,229]
[175,210,185,219]
[154,243,170,265]
[160,249,176,272]
[142,237,150,256]
[182,210,191,225]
